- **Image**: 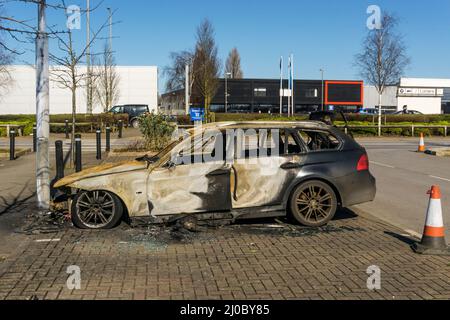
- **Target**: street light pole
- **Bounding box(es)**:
[185,64,190,115]
[36,0,50,210]
[320,68,324,111]
[86,0,91,114]
[107,7,112,54]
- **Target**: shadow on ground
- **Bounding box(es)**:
[384,231,418,246]
[0,183,36,217]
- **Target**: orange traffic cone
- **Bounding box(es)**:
[418,133,425,152]
[412,186,450,255]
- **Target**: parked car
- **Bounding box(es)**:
[53,121,376,229]
[358,108,395,115]
[358,108,378,115]
[108,104,150,128]
[392,110,423,115]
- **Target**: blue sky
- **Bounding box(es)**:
[5,0,450,91]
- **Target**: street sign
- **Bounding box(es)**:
[190,107,204,122]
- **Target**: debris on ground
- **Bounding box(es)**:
[16,211,72,235]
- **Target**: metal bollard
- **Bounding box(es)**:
[118,120,123,139]
[9,129,15,161]
[65,119,69,139]
[96,128,102,160]
[75,134,82,172]
[33,125,37,153]
[55,140,64,180]
[105,125,111,152]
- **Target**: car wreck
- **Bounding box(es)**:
[53,121,376,229]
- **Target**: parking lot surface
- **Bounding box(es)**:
[356,137,450,236]
[1,209,449,300]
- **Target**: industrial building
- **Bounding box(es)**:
[0,65,158,115]
[161,79,364,115]
[162,77,450,115]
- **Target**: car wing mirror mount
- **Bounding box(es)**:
[166,160,177,171]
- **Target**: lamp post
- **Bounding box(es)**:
[225,72,232,113]
[320,68,324,111]
[107,7,112,53]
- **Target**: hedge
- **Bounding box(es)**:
[212,113,450,124]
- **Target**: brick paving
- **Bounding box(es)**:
[0,210,449,300]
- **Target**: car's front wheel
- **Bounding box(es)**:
[289,180,337,227]
[71,190,123,229]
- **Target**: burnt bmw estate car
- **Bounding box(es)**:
[53,121,376,229]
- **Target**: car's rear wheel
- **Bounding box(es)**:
[289,180,337,227]
[71,190,123,229]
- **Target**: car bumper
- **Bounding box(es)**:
[335,171,376,207]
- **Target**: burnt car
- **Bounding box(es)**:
[53,121,376,229]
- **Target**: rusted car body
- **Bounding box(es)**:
[54,121,376,229]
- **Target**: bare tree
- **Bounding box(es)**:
[0,4,16,98]
[93,42,120,112]
[49,0,111,160]
[0,40,13,97]
[192,19,220,122]
[164,50,195,92]
[225,47,243,79]
[355,12,409,136]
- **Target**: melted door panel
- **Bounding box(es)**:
[147,161,231,216]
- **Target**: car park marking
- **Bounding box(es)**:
[35,239,61,243]
[429,175,450,183]
[370,161,395,169]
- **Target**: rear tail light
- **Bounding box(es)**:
[357,154,369,171]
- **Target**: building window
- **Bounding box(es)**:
[254,88,267,97]
[305,89,318,98]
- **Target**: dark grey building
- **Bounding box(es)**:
[161,78,364,115]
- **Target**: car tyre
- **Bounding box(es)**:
[71,190,123,229]
[289,180,337,227]
[131,119,139,128]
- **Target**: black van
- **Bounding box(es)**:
[109,105,149,128]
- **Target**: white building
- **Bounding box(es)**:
[0,65,158,115]
[364,78,450,114]
[397,78,450,114]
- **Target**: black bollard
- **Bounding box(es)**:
[55,140,64,180]
[65,119,69,139]
[32,125,37,153]
[75,134,82,172]
[118,120,123,139]
[9,129,15,160]
[105,125,111,152]
[96,128,102,160]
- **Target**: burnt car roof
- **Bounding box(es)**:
[187,121,329,133]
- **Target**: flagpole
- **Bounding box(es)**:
[287,56,291,117]
[279,56,283,115]
[291,54,294,117]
